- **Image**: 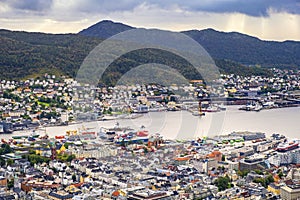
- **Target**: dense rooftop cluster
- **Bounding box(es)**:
[0,128,299,199]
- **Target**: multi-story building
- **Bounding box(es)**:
[281,184,300,200]
[269,148,300,167]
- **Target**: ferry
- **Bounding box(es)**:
[114,130,149,145]
[276,141,299,152]
[98,123,134,141]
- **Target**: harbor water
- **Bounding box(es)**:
[2,106,300,140]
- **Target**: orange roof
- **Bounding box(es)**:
[112,190,120,196]
[213,151,221,155]
[71,182,84,188]
[175,157,190,161]
[207,150,221,158]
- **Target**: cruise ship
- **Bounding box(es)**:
[276,141,299,152]
[114,130,149,145]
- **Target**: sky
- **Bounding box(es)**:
[0,0,300,41]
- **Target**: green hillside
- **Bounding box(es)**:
[0,27,272,84]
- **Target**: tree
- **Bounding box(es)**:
[266,174,274,184]
[7,179,14,189]
[253,174,274,188]
[0,158,5,166]
[237,170,249,178]
[222,155,226,161]
[67,154,76,162]
[215,176,231,191]
[143,147,148,154]
[6,159,14,166]
[64,143,70,149]
[278,171,284,179]
[72,174,76,182]
[0,144,13,155]
[120,139,125,148]
[254,169,263,175]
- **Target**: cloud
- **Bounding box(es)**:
[69,0,140,13]
[63,0,300,17]
[1,0,53,12]
[156,0,300,17]
[0,0,299,41]
[1,0,299,17]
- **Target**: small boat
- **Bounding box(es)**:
[192,110,205,116]
[28,137,36,141]
[12,135,24,139]
[239,102,262,112]
[31,134,40,138]
[218,104,226,111]
[101,115,118,121]
[134,105,149,113]
[202,106,220,112]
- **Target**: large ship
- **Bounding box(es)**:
[276,141,299,152]
[114,130,150,145]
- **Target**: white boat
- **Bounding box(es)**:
[239,102,262,112]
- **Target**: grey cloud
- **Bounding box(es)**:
[71,0,140,13]
[1,0,53,12]
[70,0,300,17]
[0,0,299,19]
[146,0,300,16]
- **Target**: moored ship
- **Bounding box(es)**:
[276,141,299,152]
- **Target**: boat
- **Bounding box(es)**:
[114,126,150,145]
[218,104,227,111]
[27,137,36,141]
[263,101,276,108]
[31,133,40,138]
[149,107,167,112]
[12,135,24,139]
[101,115,118,121]
[239,102,262,112]
[191,109,205,116]
[134,105,149,113]
[202,106,220,112]
[276,141,299,152]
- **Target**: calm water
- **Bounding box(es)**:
[2,106,300,140]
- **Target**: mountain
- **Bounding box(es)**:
[79,20,300,69]
[182,29,300,68]
[3,20,296,83]
[79,20,134,39]
[0,29,102,79]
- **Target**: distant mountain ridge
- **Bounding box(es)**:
[79,20,300,68]
[0,20,299,83]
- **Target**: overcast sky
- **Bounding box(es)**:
[0,0,299,41]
